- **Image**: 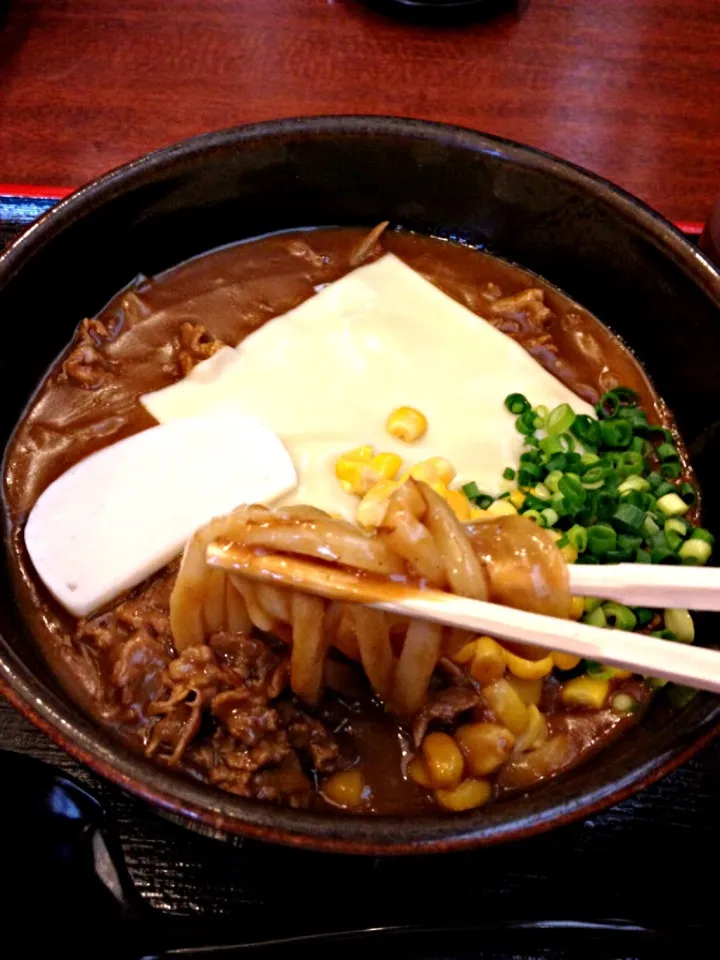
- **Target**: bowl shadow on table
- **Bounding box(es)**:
[354,0,527,27]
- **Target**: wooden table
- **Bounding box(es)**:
[1,0,718,222]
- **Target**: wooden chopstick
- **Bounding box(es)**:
[568,563,720,611]
[206,541,720,694]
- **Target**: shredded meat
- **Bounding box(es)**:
[62,341,106,388]
[287,239,328,269]
[177,321,225,374]
[413,686,481,746]
[490,287,551,324]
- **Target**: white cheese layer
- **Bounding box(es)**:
[25,410,297,616]
[142,254,594,519]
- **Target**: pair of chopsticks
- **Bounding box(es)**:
[206,542,720,694]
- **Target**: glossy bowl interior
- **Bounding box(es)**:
[1,116,720,854]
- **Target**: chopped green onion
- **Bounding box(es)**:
[567,524,588,552]
[651,629,677,641]
[555,534,570,548]
[651,544,681,564]
[646,471,662,490]
[634,607,653,626]
[571,414,601,446]
[596,391,620,419]
[502,467,516,482]
[667,685,697,709]
[663,609,695,643]
[657,493,690,517]
[558,433,576,453]
[679,538,712,565]
[648,676,669,690]
[690,527,714,545]
[602,602,637,631]
[587,523,617,556]
[523,509,542,524]
[584,596,603,613]
[540,507,559,528]
[583,607,607,628]
[475,494,494,510]
[558,474,586,509]
[656,442,679,463]
[612,503,646,533]
[618,475,650,495]
[618,534,642,553]
[524,492,551,512]
[533,482,552,500]
[635,548,651,564]
[539,435,563,457]
[660,461,682,479]
[600,419,633,449]
[545,470,563,493]
[612,693,637,713]
[525,434,540,447]
[505,393,530,414]
[642,515,660,538]
[515,411,536,435]
[678,482,697,506]
[462,481,481,500]
[606,548,634,562]
[546,403,575,436]
[586,660,614,679]
[653,481,675,499]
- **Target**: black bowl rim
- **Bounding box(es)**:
[1,114,720,855]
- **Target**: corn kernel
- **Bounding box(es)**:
[469,507,489,521]
[421,732,465,789]
[355,479,401,529]
[407,756,433,788]
[435,778,492,811]
[470,636,507,686]
[335,456,373,495]
[509,489,526,509]
[455,723,515,775]
[322,769,366,808]
[451,640,478,665]
[406,457,456,485]
[346,445,373,462]
[370,452,402,481]
[486,499,518,517]
[514,704,548,753]
[560,543,579,563]
[506,675,543,706]
[446,489,472,521]
[386,406,428,443]
[569,596,585,621]
[561,675,610,709]
[552,651,582,671]
[502,647,554,680]
[482,679,529,736]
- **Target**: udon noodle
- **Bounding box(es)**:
[170,480,570,716]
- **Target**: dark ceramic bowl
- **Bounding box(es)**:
[1,116,720,854]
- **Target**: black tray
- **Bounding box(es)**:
[1,196,717,957]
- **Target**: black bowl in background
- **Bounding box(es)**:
[1,116,719,854]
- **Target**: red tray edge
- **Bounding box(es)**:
[0,183,704,236]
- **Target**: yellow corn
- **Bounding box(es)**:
[561,543,579,563]
[552,651,582,671]
[561,675,610,709]
[486,499,518,517]
[435,778,492,811]
[470,635,507,686]
[569,595,585,620]
[405,456,456,485]
[355,479,401,529]
[610,668,633,680]
[451,640,478,665]
[455,723,515,775]
[386,406,428,443]
[482,679,529,736]
[514,704,548,753]
[345,445,373,462]
[509,489,526,509]
[322,769,366,808]
[469,506,489,521]
[502,647,554,680]
[407,756,433,788]
[335,450,402,496]
[421,732,465,789]
[446,489,472,521]
[506,675,543,706]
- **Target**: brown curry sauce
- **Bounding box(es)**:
[3,228,668,813]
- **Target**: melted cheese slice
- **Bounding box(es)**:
[25,410,297,616]
[142,254,594,519]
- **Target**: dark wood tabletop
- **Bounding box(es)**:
[1,0,718,222]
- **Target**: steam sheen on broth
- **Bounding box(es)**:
[3,227,693,815]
